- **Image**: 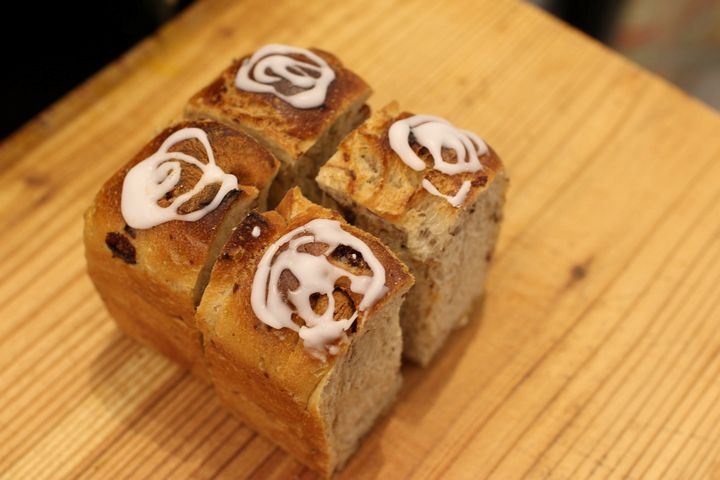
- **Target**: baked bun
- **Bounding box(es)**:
[84,120,279,377]
[197,187,413,475]
[317,103,508,365]
[185,44,371,206]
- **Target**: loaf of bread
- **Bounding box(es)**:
[84,120,279,377]
[196,187,414,475]
[185,44,371,206]
[317,103,508,365]
[86,42,509,474]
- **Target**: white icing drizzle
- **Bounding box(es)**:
[251,219,388,359]
[251,226,261,238]
[234,44,335,109]
[421,178,472,208]
[388,115,488,208]
[121,128,238,229]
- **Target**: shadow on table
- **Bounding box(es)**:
[87,330,275,478]
[86,297,484,478]
[338,296,486,478]
[401,294,486,420]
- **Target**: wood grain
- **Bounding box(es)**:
[2,0,720,478]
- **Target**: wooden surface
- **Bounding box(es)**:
[2,0,720,478]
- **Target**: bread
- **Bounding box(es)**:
[185,44,371,206]
[84,120,279,378]
[316,103,508,365]
[196,187,414,476]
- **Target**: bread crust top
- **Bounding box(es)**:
[317,103,506,257]
[185,48,372,162]
[85,120,279,295]
[197,188,413,405]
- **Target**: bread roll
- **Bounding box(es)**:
[185,44,371,206]
[84,120,279,377]
[317,103,508,365]
[197,187,413,475]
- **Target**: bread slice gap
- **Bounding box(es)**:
[191,191,258,307]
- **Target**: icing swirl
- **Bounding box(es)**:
[388,115,488,207]
[251,219,387,359]
[121,127,238,229]
[234,44,335,109]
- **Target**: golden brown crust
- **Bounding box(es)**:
[92,120,278,273]
[317,102,504,222]
[197,187,413,473]
[88,119,278,308]
[84,120,279,375]
[85,233,207,375]
[185,49,372,163]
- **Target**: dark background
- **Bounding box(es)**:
[2,0,717,140]
[1,1,191,138]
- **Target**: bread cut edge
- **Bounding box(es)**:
[400,170,508,365]
[312,282,409,475]
[318,159,509,365]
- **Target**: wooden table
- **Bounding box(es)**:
[2,0,720,478]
